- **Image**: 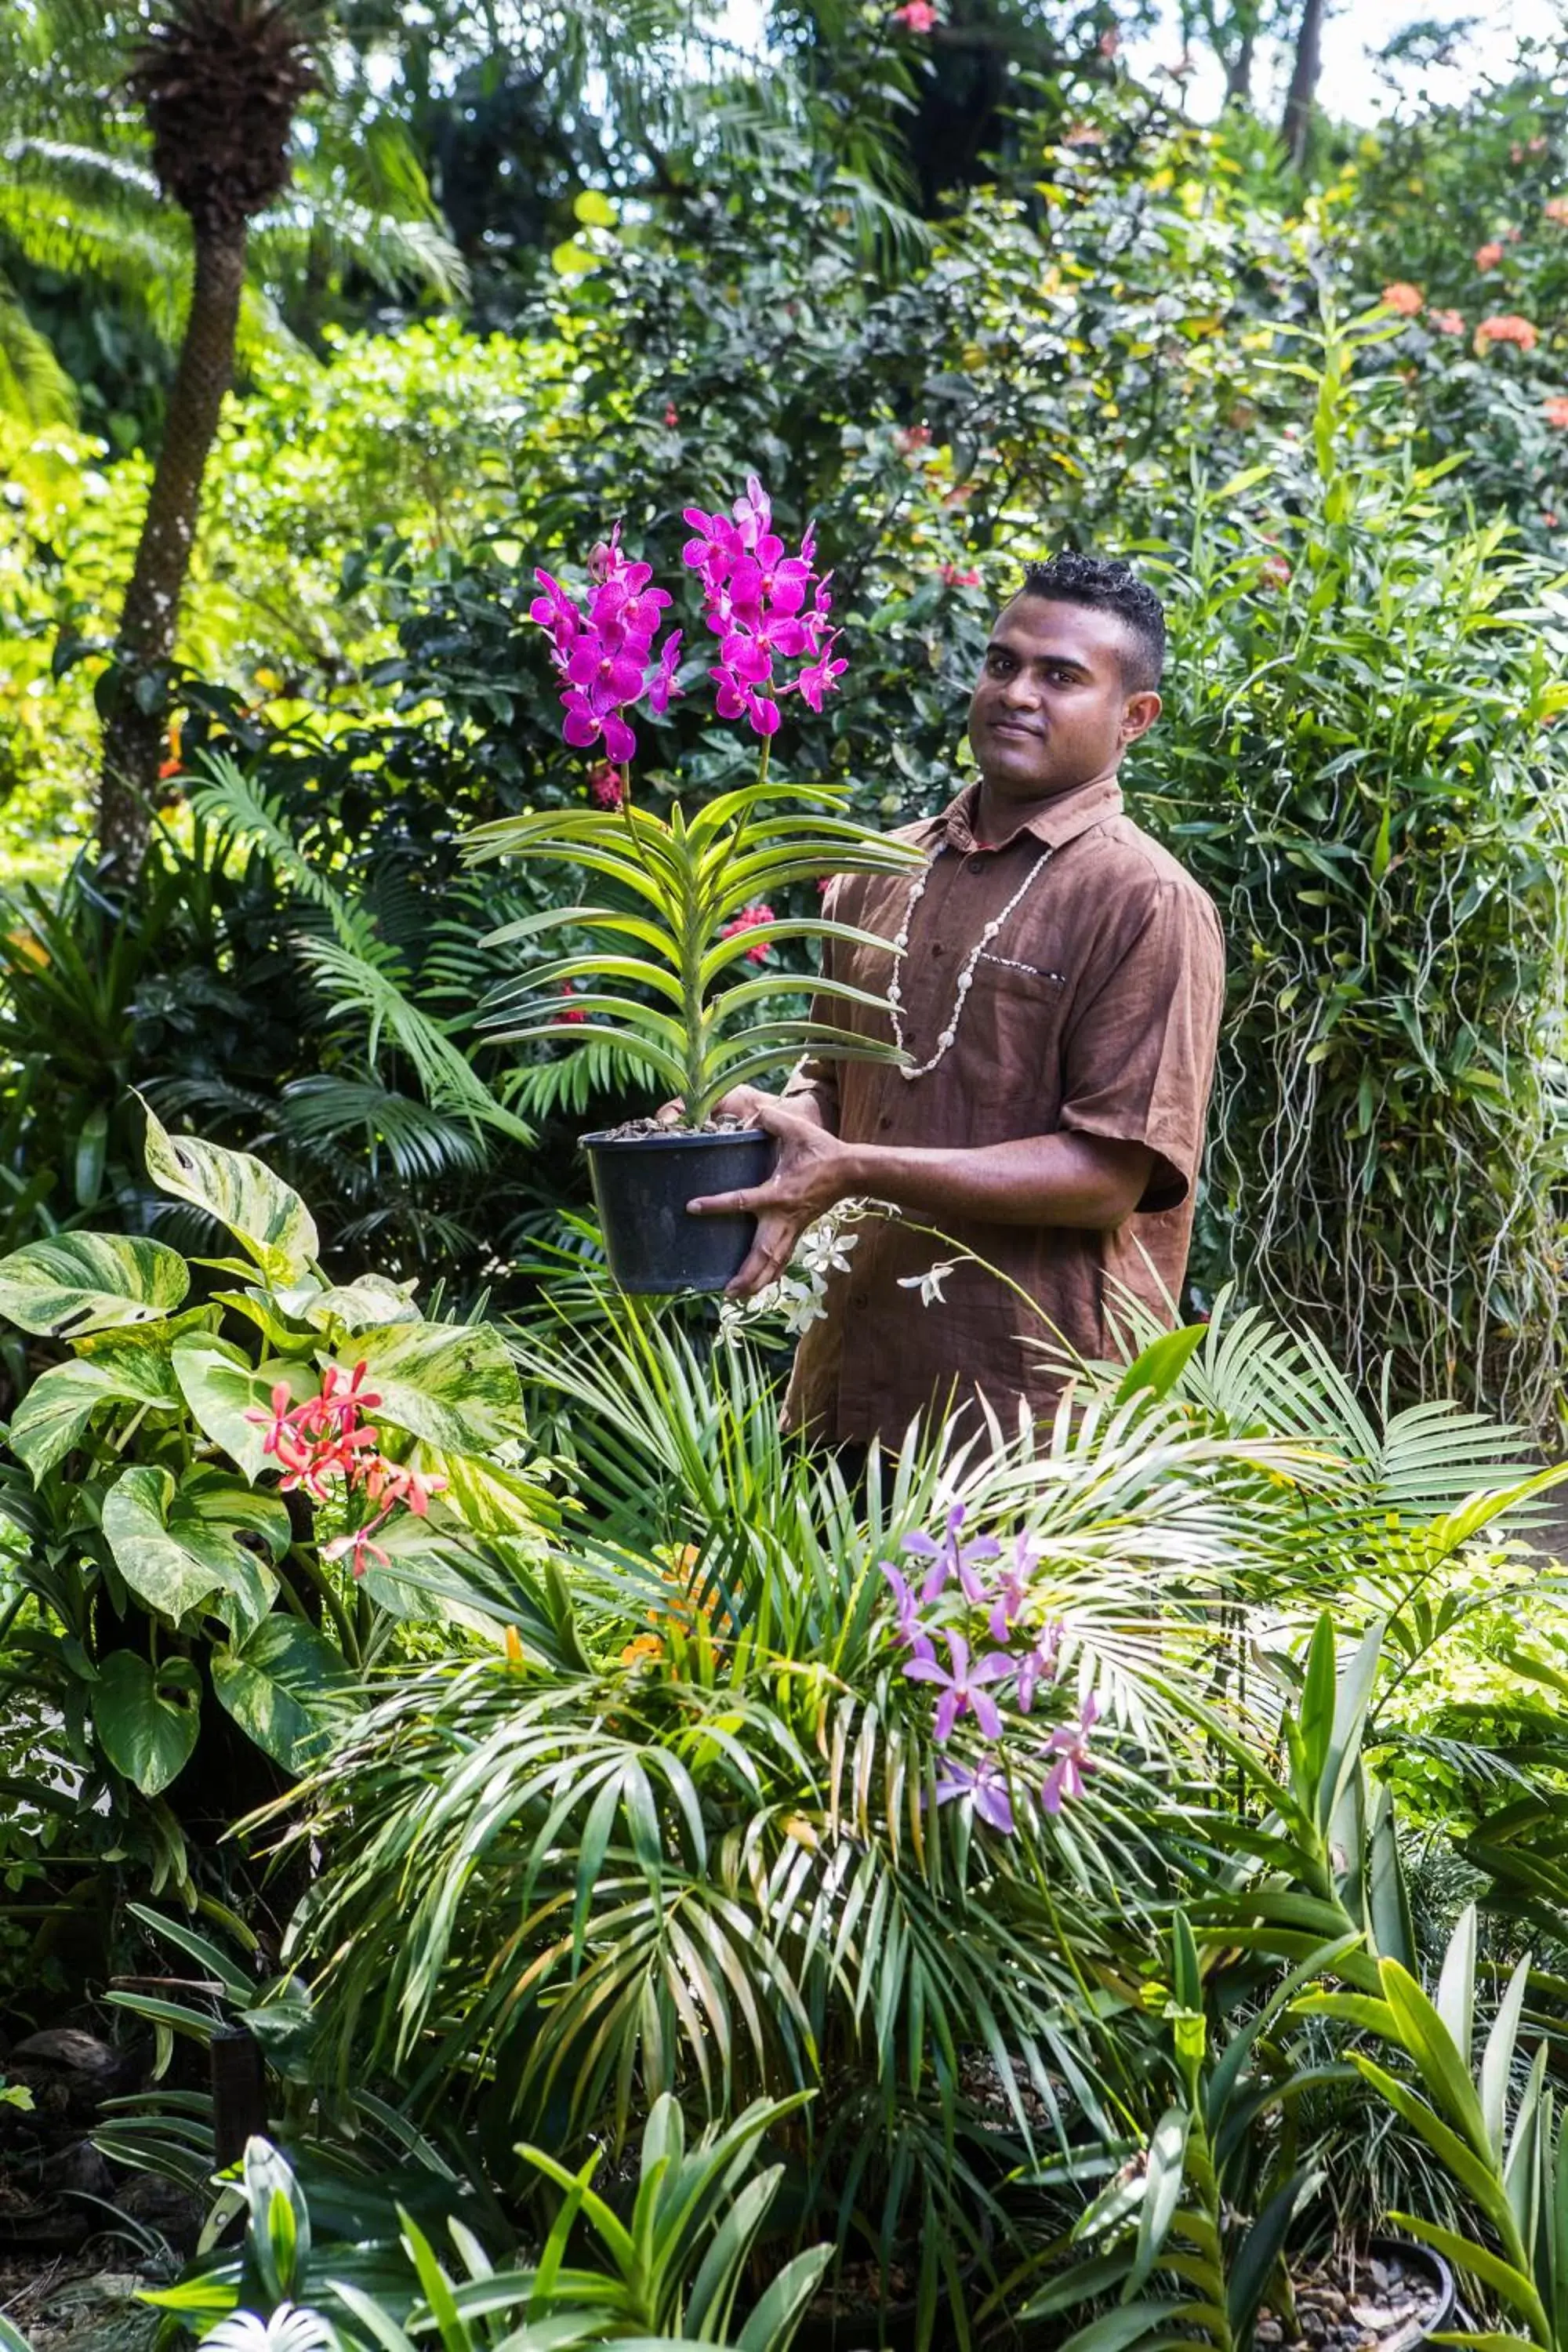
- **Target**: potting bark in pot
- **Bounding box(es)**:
[464,479,920,1294]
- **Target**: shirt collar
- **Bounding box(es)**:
[924,774,1123,856]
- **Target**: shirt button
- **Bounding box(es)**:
[878,1113,893,1131]
[851,1291,869,1308]
[931,942,945,958]
[966,854,986,873]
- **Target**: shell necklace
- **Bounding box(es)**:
[886,841,1054,1080]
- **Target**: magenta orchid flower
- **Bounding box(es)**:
[986,1531,1041,1644]
[1014,1622,1063,1715]
[904,1630,1012,1744]
[543,481,844,766]
[1040,1692,1101,1814]
[935,1756,1014,1834]
[901,1503,1001,1606]
[685,474,846,735]
[880,1563,934,1661]
[528,523,684,766]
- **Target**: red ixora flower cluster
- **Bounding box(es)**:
[682,476,844,736]
[530,527,683,765]
[719,901,776,964]
[1476,312,1539,354]
[248,1362,446,1578]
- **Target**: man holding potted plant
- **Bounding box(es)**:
[690,551,1225,1443]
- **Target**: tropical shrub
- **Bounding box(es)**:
[0,1107,550,1902]
[262,1276,1559,2339]
[1150,310,1568,1421]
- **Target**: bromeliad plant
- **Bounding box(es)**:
[463,480,922,1131]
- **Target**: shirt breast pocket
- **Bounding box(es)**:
[960,954,1069,1118]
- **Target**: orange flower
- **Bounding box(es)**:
[1428,308,1465,336]
[1475,313,1538,354]
[1381,281,1423,315]
[1546,197,1568,224]
[1474,240,1504,271]
[620,1632,665,1667]
[1544,397,1568,428]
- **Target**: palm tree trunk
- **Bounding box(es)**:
[98,220,246,877]
[1279,0,1325,165]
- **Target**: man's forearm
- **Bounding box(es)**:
[835,1130,1152,1229]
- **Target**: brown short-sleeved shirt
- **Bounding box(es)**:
[782,774,1225,1445]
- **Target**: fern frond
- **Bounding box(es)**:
[186,753,533,1148]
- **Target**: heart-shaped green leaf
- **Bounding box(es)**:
[211,1617,355,1773]
[91,1650,200,1794]
[142,1106,318,1285]
[346,1321,521,1456]
[0,1232,189,1338]
[9,1359,152,1479]
[101,1466,280,1633]
[172,1337,316,1482]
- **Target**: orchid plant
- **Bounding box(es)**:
[882,1503,1101,1835]
[464,479,922,1127]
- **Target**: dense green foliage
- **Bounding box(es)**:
[2,9,1568,2351]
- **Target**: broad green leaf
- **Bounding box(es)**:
[72,1317,202,1399]
[91,1649,200,1795]
[1296,1613,1336,1813]
[0,1232,188,1337]
[1057,2296,1190,2352]
[289,1276,421,1333]
[181,1470,292,1563]
[346,1321,521,1455]
[101,1465,278,1632]
[1114,1324,1209,1406]
[9,1359,152,1479]
[433,1446,553,1541]
[244,2139,310,2305]
[141,1106,318,1284]
[732,2245,834,2352]
[1349,2057,1514,2232]
[172,1336,317,1481]
[211,1617,354,1773]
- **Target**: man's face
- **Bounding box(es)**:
[966,594,1161,802]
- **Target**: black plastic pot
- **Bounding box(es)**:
[1363,2235,1456,2352]
[582,1127,777,1294]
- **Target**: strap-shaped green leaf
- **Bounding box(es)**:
[1388,2212,1550,2338]
[1380,1955,1492,2154]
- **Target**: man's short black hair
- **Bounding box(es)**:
[1017,552,1167,692]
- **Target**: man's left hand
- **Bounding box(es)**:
[688,1092,854,1297]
